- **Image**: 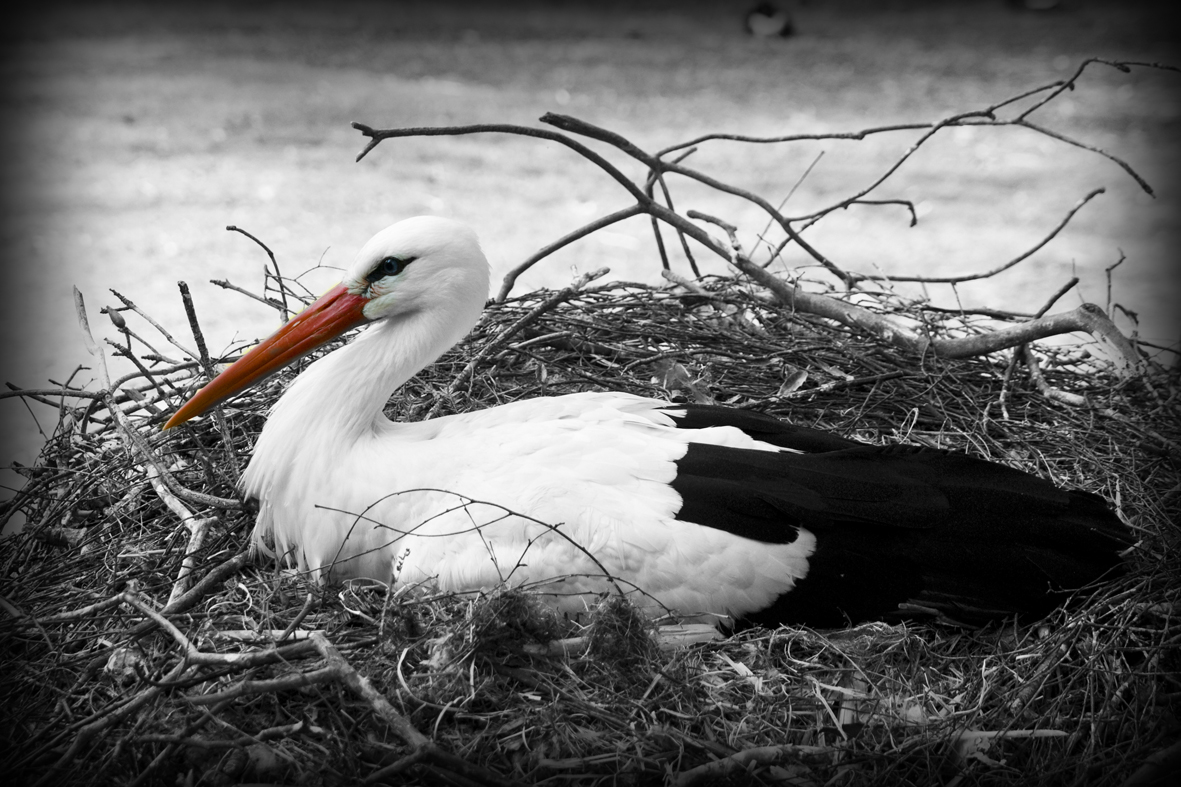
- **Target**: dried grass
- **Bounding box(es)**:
[1,274,1178,786]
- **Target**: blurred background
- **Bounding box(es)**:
[2,0,1178,524]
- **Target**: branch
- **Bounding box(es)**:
[226,224,292,320]
[495,205,642,301]
[735,259,1142,374]
[850,188,1105,284]
[74,287,244,511]
[440,267,609,417]
[541,113,853,285]
[351,120,648,204]
[354,61,1156,378]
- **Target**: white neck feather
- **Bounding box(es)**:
[242,299,482,500]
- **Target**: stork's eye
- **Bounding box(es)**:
[372,256,413,280]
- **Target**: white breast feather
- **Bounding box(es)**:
[246,389,814,624]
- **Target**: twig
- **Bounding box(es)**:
[735,258,1142,374]
[210,278,287,313]
[227,224,292,320]
[542,112,853,285]
[145,463,215,607]
[75,287,243,511]
[0,387,104,402]
[177,280,239,469]
[998,276,1081,414]
[108,289,198,360]
[432,267,609,417]
[157,549,251,617]
[357,102,1144,374]
[1024,343,1087,407]
[496,205,643,301]
[851,188,1105,284]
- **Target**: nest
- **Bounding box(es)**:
[1,272,1178,787]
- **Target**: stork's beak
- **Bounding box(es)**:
[163,283,368,429]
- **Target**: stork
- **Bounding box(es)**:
[165,216,1129,628]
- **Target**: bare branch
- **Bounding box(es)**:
[851,188,1105,284]
[495,205,643,301]
[351,120,647,203]
[226,224,292,320]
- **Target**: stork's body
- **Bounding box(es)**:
[166,217,1129,627]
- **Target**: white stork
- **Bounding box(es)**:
[165,216,1128,627]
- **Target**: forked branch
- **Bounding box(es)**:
[353,60,1164,377]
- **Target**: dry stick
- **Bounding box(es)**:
[105,342,168,416]
[645,147,702,276]
[758,150,827,266]
[728,249,1142,374]
[73,288,242,511]
[108,289,198,360]
[354,102,1143,376]
[126,549,252,640]
[353,120,648,202]
[684,187,1137,375]
[177,281,239,470]
[352,118,743,295]
[660,269,712,296]
[105,322,180,367]
[142,461,216,606]
[681,210,768,333]
[185,667,339,705]
[657,199,1144,375]
[210,277,287,312]
[80,289,223,603]
[277,592,317,644]
[0,387,103,402]
[655,59,1158,210]
[425,266,610,418]
[541,112,852,285]
[1013,59,1176,196]
[69,363,201,432]
[846,198,918,226]
[1024,344,1087,407]
[226,224,292,321]
[546,68,1155,288]
[852,188,1105,284]
[1019,119,1153,196]
[643,169,674,272]
[496,205,644,300]
[1105,251,1128,320]
[996,277,1081,417]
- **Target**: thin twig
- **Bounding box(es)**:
[227,224,292,320]
[851,188,1105,284]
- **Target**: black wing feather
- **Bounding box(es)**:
[670,441,1130,627]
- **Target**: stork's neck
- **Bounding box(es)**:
[261,308,473,445]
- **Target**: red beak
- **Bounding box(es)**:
[163,283,368,429]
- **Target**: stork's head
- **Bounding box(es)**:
[163,216,490,429]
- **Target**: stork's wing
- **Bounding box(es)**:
[668,441,1130,626]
